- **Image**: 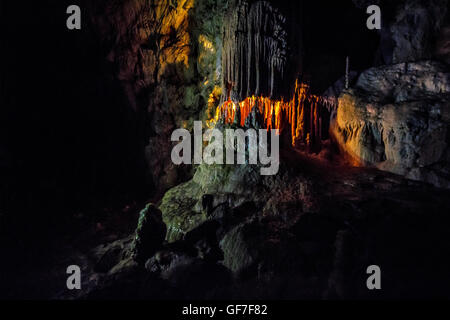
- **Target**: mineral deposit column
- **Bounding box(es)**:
[221,0,304,105]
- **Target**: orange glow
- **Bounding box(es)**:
[208,80,335,146]
[145,0,194,69]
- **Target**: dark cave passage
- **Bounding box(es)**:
[302,0,380,94]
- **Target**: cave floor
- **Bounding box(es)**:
[3,149,450,300]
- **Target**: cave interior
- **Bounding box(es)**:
[1,0,450,300]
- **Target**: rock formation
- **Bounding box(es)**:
[331,61,450,188]
[5,0,450,301]
[88,0,228,193]
[159,162,316,243]
[221,0,303,101]
[56,156,450,300]
[132,204,167,264]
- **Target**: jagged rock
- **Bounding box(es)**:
[159,163,262,242]
[436,24,450,65]
[56,150,450,299]
[159,162,316,242]
[219,220,261,275]
[88,0,228,194]
[144,248,231,299]
[330,61,450,188]
[184,220,223,262]
[323,71,359,102]
[91,236,134,273]
[388,0,448,64]
[132,204,167,264]
[218,216,315,281]
[145,250,195,276]
[323,71,359,118]
[354,61,450,102]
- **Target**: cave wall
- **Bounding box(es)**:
[221,0,303,101]
[331,0,450,188]
[87,0,303,194]
[88,0,228,194]
[2,0,447,217]
[87,0,418,196]
[330,61,450,188]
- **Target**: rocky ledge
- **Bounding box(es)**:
[55,154,450,300]
[330,61,450,188]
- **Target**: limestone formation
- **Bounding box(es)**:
[221,0,303,101]
[331,61,450,188]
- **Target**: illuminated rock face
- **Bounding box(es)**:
[215,1,333,150]
[89,0,228,192]
[331,61,450,188]
[209,82,335,150]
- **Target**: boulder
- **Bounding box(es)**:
[144,248,231,299]
[219,221,261,275]
[330,61,450,188]
[159,162,316,243]
[436,24,450,65]
[92,236,134,273]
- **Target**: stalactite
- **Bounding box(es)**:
[207,80,336,152]
[222,1,288,101]
[345,56,350,90]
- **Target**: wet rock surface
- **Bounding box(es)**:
[331,61,450,188]
[87,0,228,194]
